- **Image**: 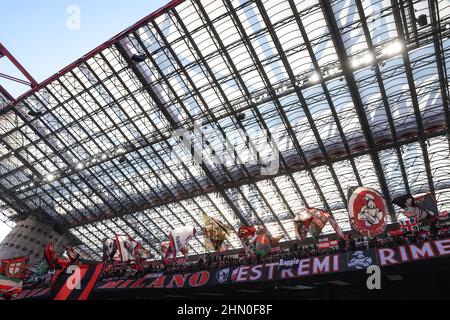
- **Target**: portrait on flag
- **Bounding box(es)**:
[393,193,439,224]
[202,214,232,252]
[348,187,387,238]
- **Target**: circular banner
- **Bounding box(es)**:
[348,187,387,238]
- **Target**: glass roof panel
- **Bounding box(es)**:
[0,0,449,257]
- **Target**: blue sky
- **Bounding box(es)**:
[0,0,169,98]
[0,0,170,241]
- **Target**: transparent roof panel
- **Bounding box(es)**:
[0,0,449,259]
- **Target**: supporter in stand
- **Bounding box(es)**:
[338,237,346,253]
[385,235,395,248]
[369,237,377,248]
[70,223,450,281]
[349,235,356,251]
[290,243,299,253]
[409,231,419,243]
[430,222,439,239]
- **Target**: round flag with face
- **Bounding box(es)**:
[348,187,387,238]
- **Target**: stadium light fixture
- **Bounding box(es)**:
[116,147,127,155]
[351,58,361,69]
[76,162,85,170]
[362,52,375,65]
[381,40,403,57]
[350,52,374,70]
[309,71,322,84]
[324,66,340,77]
[46,173,56,182]
[331,67,341,75]
[276,86,288,94]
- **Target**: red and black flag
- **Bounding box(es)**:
[399,218,419,233]
[44,243,70,282]
[44,243,56,270]
[52,263,104,301]
[393,193,439,224]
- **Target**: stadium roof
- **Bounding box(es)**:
[0,0,450,260]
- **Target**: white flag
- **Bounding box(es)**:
[169,226,196,256]
[115,235,138,262]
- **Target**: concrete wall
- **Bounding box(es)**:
[0,216,70,265]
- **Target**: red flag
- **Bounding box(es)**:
[388,228,404,237]
[348,187,387,238]
[0,257,28,280]
[399,218,419,233]
[44,243,56,270]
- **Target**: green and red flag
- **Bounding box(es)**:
[238,226,257,256]
[254,227,272,256]
[0,275,22,296]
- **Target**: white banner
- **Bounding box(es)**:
[115,235,138,262]
[169,226,196,255]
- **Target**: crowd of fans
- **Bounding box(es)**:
[98,223,450,281]
[22,222,450,287]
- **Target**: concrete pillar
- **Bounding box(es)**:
[0,216,71,265]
